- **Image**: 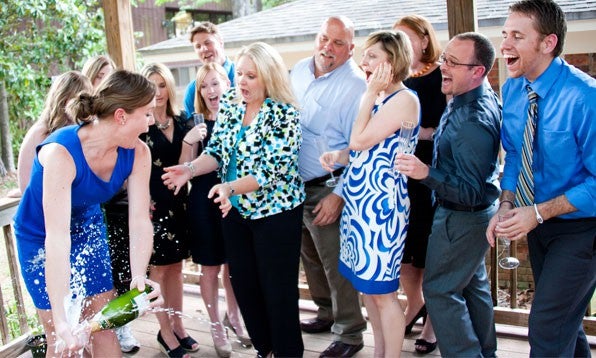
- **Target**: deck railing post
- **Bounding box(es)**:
[3,225,28,333]
[0,197,31,356]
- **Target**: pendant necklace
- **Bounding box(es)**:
[155,116,171,130]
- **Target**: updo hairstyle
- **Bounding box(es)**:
[67,70,156,123]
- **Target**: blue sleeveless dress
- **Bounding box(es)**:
[338,89,419,294]
[13,125,135,309]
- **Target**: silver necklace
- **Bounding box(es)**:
[155,117,171,130]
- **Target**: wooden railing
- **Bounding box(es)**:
[0,197,31,357]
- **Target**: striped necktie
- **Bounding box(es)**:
[514,85,538,207]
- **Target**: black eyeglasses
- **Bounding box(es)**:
[438,54,482,68]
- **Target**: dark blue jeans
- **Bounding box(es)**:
[527,218,596,357]
[222,205,304,357]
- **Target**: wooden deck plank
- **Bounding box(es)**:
[15,284,595,357]
[124,284,539,358]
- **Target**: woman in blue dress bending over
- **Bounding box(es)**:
[321,30,420,357]
[13,70,163,356]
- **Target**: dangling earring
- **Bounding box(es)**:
[422,48,426,55]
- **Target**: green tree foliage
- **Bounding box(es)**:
[0,0,106,161]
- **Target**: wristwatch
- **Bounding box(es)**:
[533,204,544,224]
[227,182,235,196]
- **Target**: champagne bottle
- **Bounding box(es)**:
[89,285,153,332]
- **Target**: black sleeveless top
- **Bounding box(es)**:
[404,66,446,165]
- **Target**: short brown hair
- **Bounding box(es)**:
[189,21,221,43]
[509,0,566,57]
[364,31,413,83]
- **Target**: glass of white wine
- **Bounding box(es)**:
[393,120,417,175]
[193,113,205,147]
[498,213,520,270]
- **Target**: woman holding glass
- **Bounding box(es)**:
[179,62,251,357]
[163,42,305,357]
[321,30,420,357]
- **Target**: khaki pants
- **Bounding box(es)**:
[301,184,366,345]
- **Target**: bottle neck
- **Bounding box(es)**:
[89,320,102,333]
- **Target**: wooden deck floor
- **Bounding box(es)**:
[17,284,596,357]
[128,285,532,358]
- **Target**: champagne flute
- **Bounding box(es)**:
[315,136,339,187]
[393,120,417,175]
[498,213,520,269]
[193,113,205,147]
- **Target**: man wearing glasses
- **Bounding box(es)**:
[396,32,501,356]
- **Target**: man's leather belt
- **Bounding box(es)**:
[436,199,491,212]
[305,168,344,187]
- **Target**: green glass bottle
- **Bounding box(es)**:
[89,285,153,332]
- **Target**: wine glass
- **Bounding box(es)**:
[393,120,417,175]
[315,136,339,187]
[193,113,205,147]
[498,213,520,269]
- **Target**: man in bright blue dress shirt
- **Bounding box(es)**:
[487,0,596,356]
[290,16,367,358]
[183,21,235,115]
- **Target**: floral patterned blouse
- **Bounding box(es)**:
[205,91,305,219]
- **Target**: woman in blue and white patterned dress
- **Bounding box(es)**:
[321,30,419,357]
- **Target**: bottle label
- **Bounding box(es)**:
[133,292,150,315]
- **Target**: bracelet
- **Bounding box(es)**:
[183,139,193,145]
[183,161,196,178]
[533,203,544,224]
[227,182,235,196]
[499,199,515,208]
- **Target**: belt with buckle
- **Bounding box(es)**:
[436,199,491,212]
[305,168,344,187]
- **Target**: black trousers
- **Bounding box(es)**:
[222,204,304,357]
[527,219,596,357]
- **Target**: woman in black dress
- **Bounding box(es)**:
[394,15,447,355]
[140,63,197,358]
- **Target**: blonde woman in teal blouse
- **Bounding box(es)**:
[163,42,305,357]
